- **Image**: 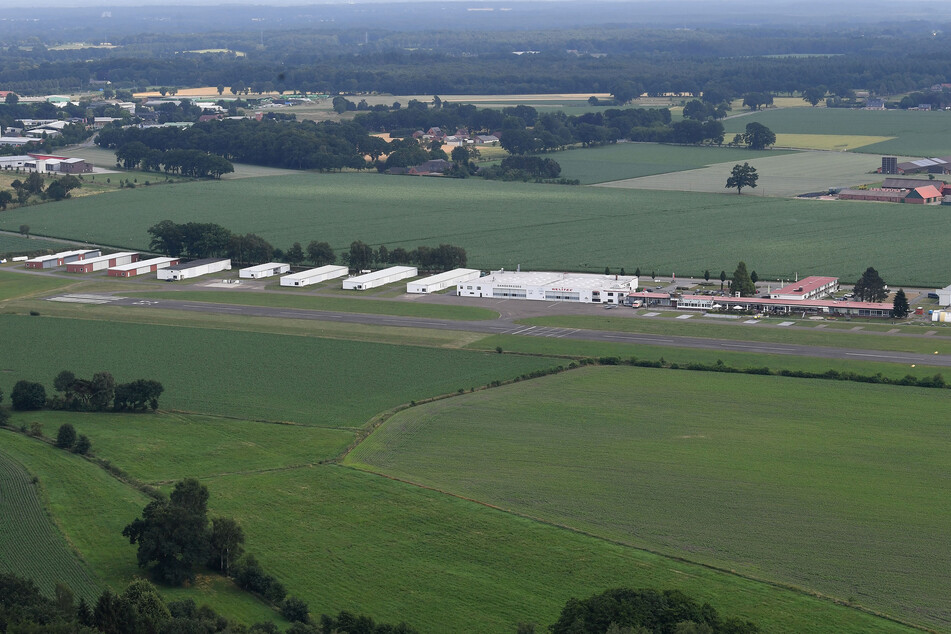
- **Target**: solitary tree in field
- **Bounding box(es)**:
[56,423,76,450]
[854,267,888,303]
[726,162,759,194]
[19,224,29,237]
[892,289,910,318]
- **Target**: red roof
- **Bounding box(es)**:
[628,292,670,299]
[28,154,67,160]
[911,185,942,199]
[771,276,837,297]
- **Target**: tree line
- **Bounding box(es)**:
[0,172,83,210]
[113,141,235,179]
[8,370,164,413]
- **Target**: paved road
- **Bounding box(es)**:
[71,294,951,368]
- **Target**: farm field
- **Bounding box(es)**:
[2,173,950,285]
[124,289,499,321]
[0,234,77,257]
[0,430,284,624]
[723,107,951,156]
[0,314,558,426]
[9,409,909,633]
[517,313,951,355]
[597,150,881,196]
[771,133,893,151]
[0,447,102,603]
[13,411,353,483]
[346,366,951,630]
[540,143,788,184]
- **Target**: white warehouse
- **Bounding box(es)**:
[157,258,231,281]
[407,268,481,294]
[343,266,418,291]
[239,262,290,279]
[457,270,638,304]
[280,265,349,287]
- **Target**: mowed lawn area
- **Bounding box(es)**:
[597,150,881,196]
[2,173,951,284]
[724,107,951,156]
[540,143,788,184]
[0,315,559,426]
[346,365,951,630]
[0,269,79,301]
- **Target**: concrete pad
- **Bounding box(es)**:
[850,326,864,331]
[925,330,937,336]
[676,314,693,319]
[743,319,760,324]
[886,329,900,334]
[778,321,795,327]
[643,312,660,317]
[814,324,827,328]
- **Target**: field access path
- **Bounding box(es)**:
[67,293,951,368]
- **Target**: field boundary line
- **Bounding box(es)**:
[342,462,931,633]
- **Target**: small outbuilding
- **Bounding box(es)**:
[407,268,481,294]
[239,262,290,279]
[343,266,418,291]
[157,258,231,281]
[279,265,349,287]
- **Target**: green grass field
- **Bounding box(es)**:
[2,173,950,285]
[124,290,498,321]
[0,447,103,602]
[346,366,951,629]
[0,314,557,426]
[518,314,951,355]
[0,270,79,302]
[4,413,911,633]
[540,143,788,184]
[0,429,283,624]
[724,108,951,156]
[597,150,881,196]
[0,235,79,257]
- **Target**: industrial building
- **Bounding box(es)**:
[239,262,290,279]
[456,270,638,304]
[108,257,179,277]
[157,258,231,281]
[279,265,348,287]
[25,249,100,269]
[769,276,839,301]
[407,268,481,294]
[66,252,138,273]
[343,266,418,290]
[936,284,951,307]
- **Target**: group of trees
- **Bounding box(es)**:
[342,240,467,271]
[114,141,234,178]
[0,172,82,208]
[98,118,376,172]
[729,122,776,150]
[9,371,164,413]
[480,155,564,182]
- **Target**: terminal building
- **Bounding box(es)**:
[769,276,838,301]
[456,270,637,304]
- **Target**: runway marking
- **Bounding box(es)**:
[510,326,537,335]
[846,352,920,361]
[48,294,117,304]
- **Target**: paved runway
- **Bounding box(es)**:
[90,295,951,368]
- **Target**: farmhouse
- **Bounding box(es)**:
[280,264,349,287]
[108,257,179,277]
[157,258,231,281]
[770,276,839,301]
[66,252,138,273]
[457,270,638,304]
[343,266,418,290]
[239,262,290,279]
[25,249,100,269]
[407,268,481,294]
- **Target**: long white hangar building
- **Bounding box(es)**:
[239,262,290,279]
[280,265,349,287]
[407,268,480,294]
[343,266,417,291]
[157,258,231,281]
[457,270,638,304]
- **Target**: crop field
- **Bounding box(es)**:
[541,143,788,184]
[346,366,951,630]
[0,447,102,602]
[0,314,558,426]
[771,133,894,151]
[18,405,908,633]
[125,290,499,321]
[0,430,281,624]
[0,235,76,257]
[597,150,881,196]
[3,173,951,285]
[14,411,353,483]
[723,108,951,156]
